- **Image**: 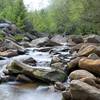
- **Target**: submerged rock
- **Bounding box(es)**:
[23,57,37,66]
[0,56,5,60]
[6,60,67,83]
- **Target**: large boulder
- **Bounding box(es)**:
[30,37,61,47]
[78,45,100,56]
[68,35,84,44]
[50,35,67,44]
[70,80,100,100]
[69,70,96,80]
[31,37,49,47]
[71,43,84,52]
[6,60,67,83]
[30,37,49,47]
[0,19,20,34]
[84,35,100,43]
[79,58,100,75]
[67,57,81,74]
[3,39,24,51]
[79,43,100,51]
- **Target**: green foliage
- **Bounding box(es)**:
[0,0,100,35]
[28,0,100,35]
[0,0,27,31]
[0,30,5,41]
[13,34,24,41]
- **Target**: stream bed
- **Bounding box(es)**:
[0,46,70,100]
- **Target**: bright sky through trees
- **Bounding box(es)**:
[23,0,50,11]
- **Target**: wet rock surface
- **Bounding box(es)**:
[6,60,67,83]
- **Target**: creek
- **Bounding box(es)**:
[0,45,71,100]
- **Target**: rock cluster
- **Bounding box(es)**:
[62,34,100,100]
[0,30,100,100]
[0,34,68,84]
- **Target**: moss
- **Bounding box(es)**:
[0,31,5,41]
[13,34,24,41]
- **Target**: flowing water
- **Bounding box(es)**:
[0,46,70,100]
[0,82,62,100]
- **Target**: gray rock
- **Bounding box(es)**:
[20,41,31,48]
[16,74,33,82]
[84,35,100,43]
[30,37,49,47]
[23,57,37,66]
[54,82,66,91]
[7,60,67,83]
[51,62,64,70]
[31,37,61,47]
[50,35,67,44]
[68,35,84,44]
[88,53,100,60]
[3,39,24,51]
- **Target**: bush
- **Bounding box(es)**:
[0,30,5,41]
[13,34,24,41]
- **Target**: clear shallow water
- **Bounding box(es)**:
[0,82,62,100]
